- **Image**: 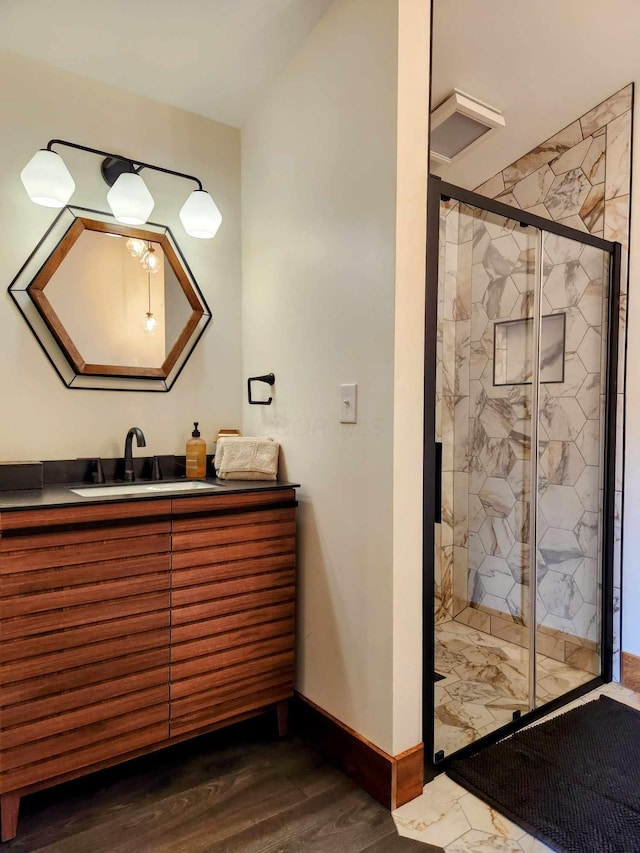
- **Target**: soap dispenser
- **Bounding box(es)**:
[186,422,206,479]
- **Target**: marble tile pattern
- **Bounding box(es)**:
[468,84,632,673]
[395,679,640,853]
[433,619,593,759]
[436,201,474,623]
[464,209,537,628]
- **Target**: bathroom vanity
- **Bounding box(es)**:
[0,480,297,841]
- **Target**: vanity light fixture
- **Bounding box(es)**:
[20,139,222,238]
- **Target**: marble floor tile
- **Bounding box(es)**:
[402,672,637,851]
[433,620,598,757]
[393,774,472,846]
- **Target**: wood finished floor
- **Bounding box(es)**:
[3,716,441,852]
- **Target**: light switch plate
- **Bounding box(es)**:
[340,383,357,423]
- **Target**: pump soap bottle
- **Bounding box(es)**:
[186,422,206,479]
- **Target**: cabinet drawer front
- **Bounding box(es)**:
[2,685,168,750]
[0,572,169,622]
[171,601,295,646]
[173,585,295,627]
[171,680,293,738]
[0,648,168,707]
[172,519,296,552]
[0,500,172,533]
[172,536,295,571]
[0,628,168,685]
[171,649,295,700]
[0,722,168,793]
[172,507,295,534]
[0,572,170,620]
[172,569,295,609]
[172,553,295,588]
[1,705,168,773]
[172,635,294,684]
[171,667,293,722]
[171,616,295,664]
[0,519,171,553]
[0,534,170,574]
[1,666,168,728]
[0,553,170,597]
[0,591,168,641]
[0,610,169,664]
[171,490,296,516]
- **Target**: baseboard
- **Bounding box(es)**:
[291,692,423,810]
[621,651,640,692]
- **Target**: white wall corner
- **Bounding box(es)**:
[391,0,430,756]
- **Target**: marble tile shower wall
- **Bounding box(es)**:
[465,214,536,630]
[465,222,608,651]
[475,84,632,678]
[436,202,607,665]
[435,201,468,624]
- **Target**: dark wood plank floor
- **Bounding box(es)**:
[3,715,441,852]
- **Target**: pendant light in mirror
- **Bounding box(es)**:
[141,244,161,274]
[143,273,158,335]
[126,237,147,259]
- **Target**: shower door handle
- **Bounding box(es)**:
[434,442,442,524]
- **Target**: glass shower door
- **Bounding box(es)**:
[430,178,617,766]
[535,234,611,703]
[433,198,538,758]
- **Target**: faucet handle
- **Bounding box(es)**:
[151,456,162,481]
[92,459,105,484]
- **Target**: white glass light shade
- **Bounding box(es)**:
[179,190,222,239]
[20,149,76,208]
[107,173,154,225]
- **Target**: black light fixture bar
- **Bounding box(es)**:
[45,138,204,190]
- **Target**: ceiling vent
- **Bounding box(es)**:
[430,90,505,165]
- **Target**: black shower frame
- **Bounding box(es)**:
[423,175,621,778]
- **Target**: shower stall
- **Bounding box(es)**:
[424,178,620,769]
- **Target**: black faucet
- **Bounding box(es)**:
[124,427,146,482]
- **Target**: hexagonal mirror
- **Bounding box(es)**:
[8,206,211,390]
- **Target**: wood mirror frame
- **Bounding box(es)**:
[8,206,212,391]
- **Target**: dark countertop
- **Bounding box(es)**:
[0,478,299,512]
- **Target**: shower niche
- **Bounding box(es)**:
[425,178,620,766]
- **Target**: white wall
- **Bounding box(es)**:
[0,51,241,460]
[242,0,429,755]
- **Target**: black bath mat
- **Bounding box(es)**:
[447,695,640,853]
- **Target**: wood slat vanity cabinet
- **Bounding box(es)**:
[0,486,297,841]
[170,490,297,738]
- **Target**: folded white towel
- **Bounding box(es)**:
[215,437,279,481]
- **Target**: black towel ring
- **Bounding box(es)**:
[247,373,275,405]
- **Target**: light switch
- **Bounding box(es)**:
[340,383,357,423]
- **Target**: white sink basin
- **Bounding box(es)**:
[70,481,221,498]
